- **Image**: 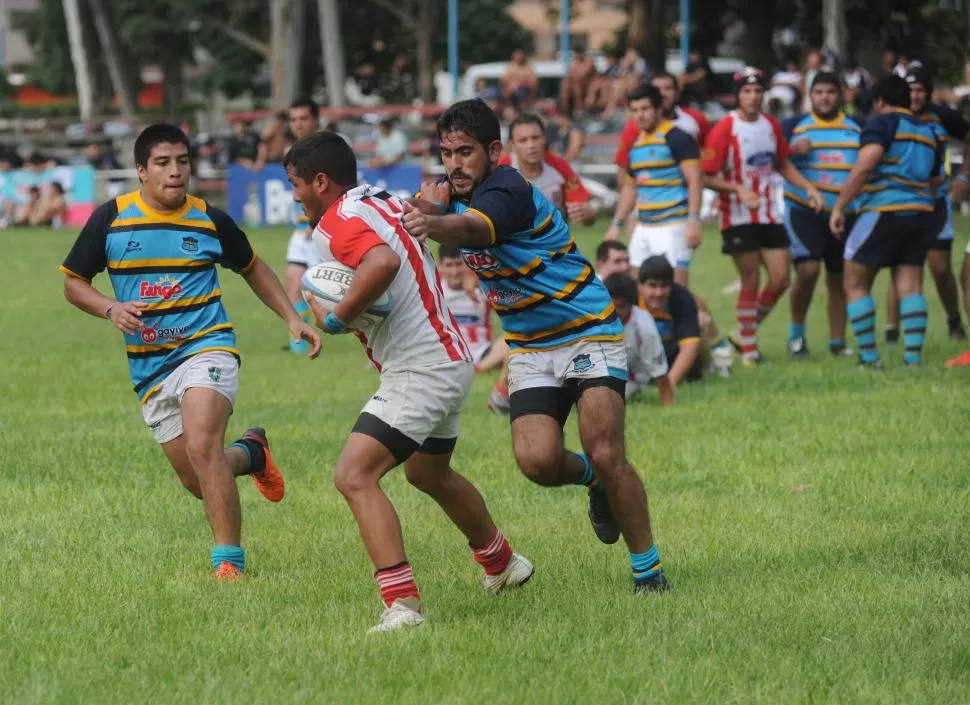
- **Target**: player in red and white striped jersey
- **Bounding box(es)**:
[701,67,823,366]
[283,132,533,633]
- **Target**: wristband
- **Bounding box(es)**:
[612,216,626,227]
[105,304,114,320]
[323,311,348,334]
[429,200,447,215]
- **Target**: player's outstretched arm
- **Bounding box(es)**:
[62,274,146,336]
[324,245,401,333]
[778,160,823,212]
[402,203,495,247]
[242,257,321,357]
[667,339,700,388]
[606,179,637,240]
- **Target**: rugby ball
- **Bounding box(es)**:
[301,262,393,330]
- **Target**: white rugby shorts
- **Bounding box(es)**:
[508,339,628,394]
[286,229,322,268]
[142,351,239,444]
[629,221,692,270]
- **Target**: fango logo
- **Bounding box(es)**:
[140,276,183,301]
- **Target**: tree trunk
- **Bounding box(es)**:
[62,0,96,121]
[627,0,647,50]
[317,0,346,106]
[647,0,665,74]
[283,0,305,104]
[87,0,137,119]
[416,1,437,103]
[269,0,287,110]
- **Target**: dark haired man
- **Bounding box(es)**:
[284,130,532,633]
[595,240,630,279]
[403,99,670,596]
[60,124,320,581]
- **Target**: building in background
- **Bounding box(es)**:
[509,0,628,58]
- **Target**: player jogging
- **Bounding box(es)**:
[283,96,323,353]
[781,72,861,358]
[283,131,533,633]
[606,83,704,286]
[403,99,669,595]
[702,66,824,366]
[830,75,945,368]
[884,68,970,344]
[59,124,321,580]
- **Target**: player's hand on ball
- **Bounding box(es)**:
[288,317,322,358]
[304,293,351,335]
[829,208,845,238]
[109,301,147,336]
[402,202,429,242]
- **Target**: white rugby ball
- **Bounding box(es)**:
[301,262,393,329]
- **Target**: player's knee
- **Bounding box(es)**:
[333,462,378,499]
[587,442,627,480]
[797,260,820,283]
[178,474,203,499]
[770,269,790,293]
[184,436,223,471]
[404,465,444,495]
[516,450,562,487]
[929,257,951,280]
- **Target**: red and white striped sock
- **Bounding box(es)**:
[471,529,513,576]
[736,288,759,358]
[375,562,421,607]
[756,287,780,324]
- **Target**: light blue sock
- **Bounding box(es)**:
[900,294,928,365]
[631,544,663,583]
[571,452,595,487]
[211,544,246,571]
[828,338,846,349]
[847,296,879,363]
[788,322,806,341]
[290,300,311,352]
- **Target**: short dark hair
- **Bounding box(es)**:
[290,95,319,118]
[134,124,190,167]
[627,83,662,108]
[438,243,462,260]
[282,131,357,187]
[652,71,679,90]
[872,75,910,108]
[811,71,841,91]
[437,99,502,149]
[603,272,639,305]
[51,181,65,194]
[509,113,545,141]
[28,185,40,196]
[595,240,628,263]
[638,255,674,284]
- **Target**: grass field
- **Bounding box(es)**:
[2,220,970,705]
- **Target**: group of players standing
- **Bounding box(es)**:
[56,59,969,633]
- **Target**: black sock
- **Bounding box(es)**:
[231,437,266,473]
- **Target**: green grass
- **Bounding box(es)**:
[2,221,969,705]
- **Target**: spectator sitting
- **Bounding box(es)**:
[11,185,41,226]
[680,49,713,107]
[595,240,631,279]
[560,49,596,117]
[603,45,651,119]
[841,59,872,118]
[227,118,263,172]
[369,118,409,168]
[604,272,673,405]
[542,103,586,162]
[261,111,288,163]
[500,49,538,109]
[585,55,620,112]
[30,181,67,228]
[86,141,125,198]
[475,78,502,107]
[638,255,733,386]
[769,60,802,118]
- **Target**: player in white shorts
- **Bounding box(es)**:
[283,131,533,634]
[283,96,324,353]
[437,243,508,372]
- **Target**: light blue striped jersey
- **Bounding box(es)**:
[859,109,944,213]
[782,111,861,211]
[445,166,623,352]
[919,105,970,197]
[626,121,700,224]
[60,191,256,402]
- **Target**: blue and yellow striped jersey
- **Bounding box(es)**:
[445,166,623,352]
[919,105,970,198]
[60,191,256,403]
[859,109,944,213]
[782,112,861,211]
[626,121,699,224]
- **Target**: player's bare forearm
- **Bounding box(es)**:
[425,213,495,247]
[333,245,401,323]
[682,161,703,216]
[242,257,303,325]
[703,173,741,195]
[668,340,700,387]
[834,144,881,210]
[614,180,637,224]
[63,274,115,318]
[779,160,815,193]
[656,375,674,406]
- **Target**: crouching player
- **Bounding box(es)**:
[60,124,322,580]
[603,272,673,404]
[284,131,532,633]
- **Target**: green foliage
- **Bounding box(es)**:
[432,0,533,66]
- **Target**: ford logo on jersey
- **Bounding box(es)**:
[746,151,774,168]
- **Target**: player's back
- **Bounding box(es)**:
[783,112,861,211]
[450,165,622,352]
[862,110,942,213]
[314,184,471,371]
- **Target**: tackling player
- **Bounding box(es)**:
[284,131,533,633]
[884,68,970,343]
[283,96,323,354]
[830,75,945,368]
[59,124,321,580]
[403,98,669,595]
[781,72,861,358]
[703,67,824,366]
[606,83,704,286]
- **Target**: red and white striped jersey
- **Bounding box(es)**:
[441,281,493,362]
[702,112,790,230]
[312,184,472,372]
[498,151,591,211]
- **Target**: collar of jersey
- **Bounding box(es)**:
[887,107,914,116]
[810,111,847,127]
[639,119,674,139]
[135,191,193,221]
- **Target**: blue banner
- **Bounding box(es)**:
[227,162,423,228]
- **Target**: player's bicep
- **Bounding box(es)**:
[668,129,700,164]
[860,117,894,151]
[856,143,885,171]
[209,205,257,273]
[60,201,116,280]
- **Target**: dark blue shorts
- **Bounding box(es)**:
[784,207,852,273]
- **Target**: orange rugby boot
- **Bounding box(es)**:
[243,427,285,502]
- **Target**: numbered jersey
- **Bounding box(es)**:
[441,281,493,362]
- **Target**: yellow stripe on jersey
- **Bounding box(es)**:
[638,178,684,187]
[894,133,937,149]
[812,164,853,171]
[504,301,616,343]
[240,253,257,274]
[142,289,222,313]
[630,159,676,170]
[107,257,212,270]
[115,191,211,225]
[478,256,545,280]
[507,332,625,353]
[126,323,234,354]
[491,264,595,312]
[639,208,689,222]
[530,213,553,237]
[868,203,935,212]
[111,215,217,231]
[636,199,685,212]
[549,237,576,258]
[466,208,497,245]
[886,175,931,188]
[805,142,860,149]
[59,264,91,282]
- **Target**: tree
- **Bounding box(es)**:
[87,0,138,118]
